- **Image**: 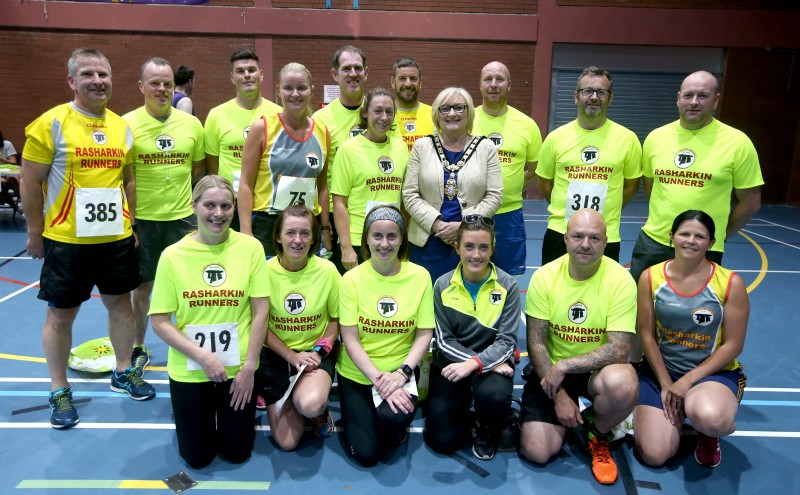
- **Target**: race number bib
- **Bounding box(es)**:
[231,171,241,194]
[75,188,124,237]
[273,176,317,211]
[565,181,608,220]
[185,322,241,371]
[365,200,398,216]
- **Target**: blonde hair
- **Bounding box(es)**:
[431,87,475,134]
[192,175,234,204]
[277,62,314,116]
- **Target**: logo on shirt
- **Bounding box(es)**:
[489,290,503,305]
[488,133,504,148]
[243,126,252,140]
[692,308,715,326]
[378,156,395,174]
[155,134,175,153]
[203,264,227,287]
[306,152,320,169]
[284,292,306,315]
[377,297,398,318]
[567,302,588,324]
[350,126,364,138]
[581,146,599,165]
[404,122,416,133]
[92,130,108,145]
[674,149,696,169]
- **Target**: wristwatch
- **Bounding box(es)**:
[399,364,413,383]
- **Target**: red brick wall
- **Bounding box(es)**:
[270,0,538,14]
[270,38,536,118]
[2,30,536,150]
[556,0,798,9]
[0,29,255,149]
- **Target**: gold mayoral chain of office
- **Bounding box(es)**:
[432,135,484,201]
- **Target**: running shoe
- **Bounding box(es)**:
[111,366,156,400]
[131,346,150,377]
[312,409,334,438]
[695,433,722,467]
[472,423,496,461]
[49,387,79,429]
[588,435,617,484]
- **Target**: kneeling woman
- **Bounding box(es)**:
[258,202,340,450]
[634,210,749,468]
[337,205,434,467]
[424,216,519,461]
[150,176,269,469]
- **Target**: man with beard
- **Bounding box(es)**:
[390,57,433,152]
[536,66,641,264]
[473,61,542,276]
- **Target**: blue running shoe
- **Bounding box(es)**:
[111,366,156,400]
[49,387,80,429]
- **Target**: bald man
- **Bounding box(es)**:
[629,70,763,283]
[628,70,763,362]
[520,209,637,485]
[473,61,542,276]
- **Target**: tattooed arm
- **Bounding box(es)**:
[539,331,632,400]
[526,316,554,381]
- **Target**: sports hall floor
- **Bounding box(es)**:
[1,193,798,495]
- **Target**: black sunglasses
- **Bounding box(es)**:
[463,214,495,227]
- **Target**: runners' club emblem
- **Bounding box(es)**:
[568,302,588,324]
[203,264,227,287]
[284,293,306,315]
[377,297,398,318]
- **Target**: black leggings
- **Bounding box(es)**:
[169,378,257,469]
[338,375,416,467]
[424,363,513,454]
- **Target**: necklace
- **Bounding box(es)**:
[433,135,482,201]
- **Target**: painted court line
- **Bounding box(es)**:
[740,229,800,251]
[0,280,39,303]
[16,480,271,490]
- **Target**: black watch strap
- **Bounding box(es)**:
[400,364,413,383]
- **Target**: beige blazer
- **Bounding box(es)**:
[402,135,503,247]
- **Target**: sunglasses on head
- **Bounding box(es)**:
[463,215,495,227]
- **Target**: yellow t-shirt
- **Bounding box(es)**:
[267,255,340,351]
[203,97,281,194]
[473,105,542,213]
[149,232,270,383]
[337,261,435,385]
[330,134,409,246]
[642,119,763,252]
[525,255,636,364]
[536,119,642,242]
[123,106,205,221]
[23,102,134,244]
[396,103,434,152]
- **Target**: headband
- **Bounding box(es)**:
[364,206,405,235]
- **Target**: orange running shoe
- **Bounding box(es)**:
[588,435,617,484]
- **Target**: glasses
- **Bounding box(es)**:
[463,215,495,227]
[438,104,467,115]
[577,88,611,98]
